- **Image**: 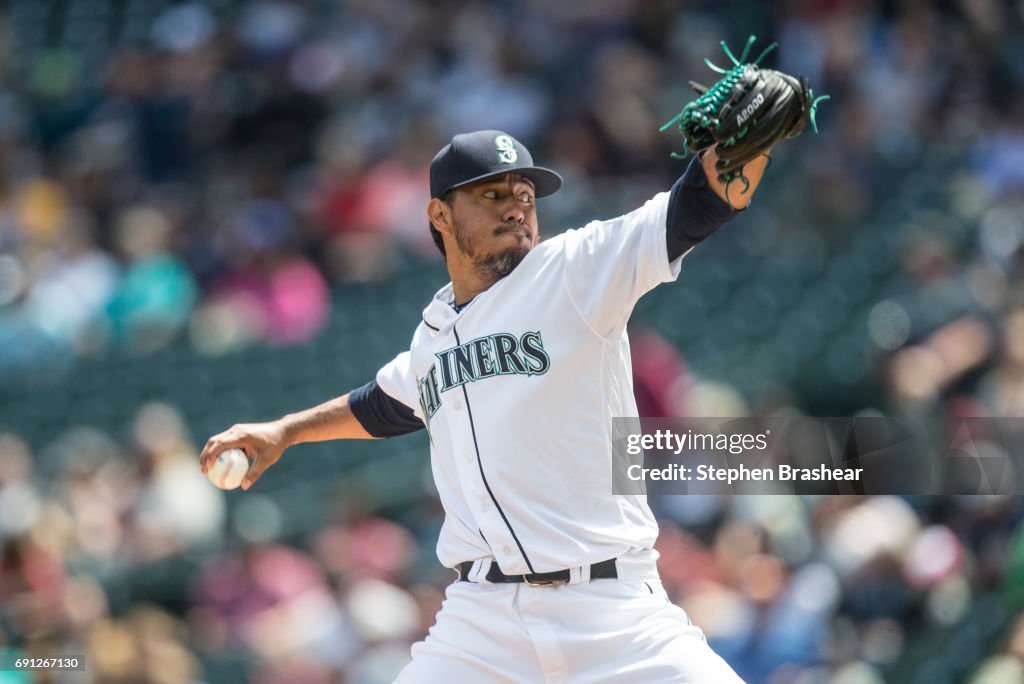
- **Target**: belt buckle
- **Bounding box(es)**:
[523,575,567,588]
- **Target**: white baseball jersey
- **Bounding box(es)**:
[375,191,687,574]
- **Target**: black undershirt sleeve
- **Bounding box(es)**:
[349,379,425,438]
[666,153,742,262]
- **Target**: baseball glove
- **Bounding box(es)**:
[661,36,828,203]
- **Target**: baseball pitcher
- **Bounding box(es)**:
[201,38,825,682]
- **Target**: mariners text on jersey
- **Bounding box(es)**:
[417,331,551,421]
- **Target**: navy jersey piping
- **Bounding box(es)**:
[453,326,536,573]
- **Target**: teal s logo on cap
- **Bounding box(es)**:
[495,135,518,164]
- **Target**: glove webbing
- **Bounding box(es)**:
[659,36,778,157]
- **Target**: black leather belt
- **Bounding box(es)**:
[457,559,618,586]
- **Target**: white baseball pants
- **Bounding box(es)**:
[393,556,745,683]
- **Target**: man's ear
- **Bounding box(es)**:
[428,197,453,237]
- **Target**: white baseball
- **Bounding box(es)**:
[207,448,250,490]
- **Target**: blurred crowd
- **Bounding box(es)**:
[0,0,1017,386]
[2,403,1024,683]
[0,403,449,683]
[2,0,1024,682]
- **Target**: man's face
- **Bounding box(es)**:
[448,174,539,282]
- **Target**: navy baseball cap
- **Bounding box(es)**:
[429,130,563,199]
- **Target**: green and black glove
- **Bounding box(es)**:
[662,36,829,199]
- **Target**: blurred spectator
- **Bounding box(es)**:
[197,198,328,349]
[129,402,225,561]
[86,605,202,684]
[23,208,117,355]
[106,205,197,354]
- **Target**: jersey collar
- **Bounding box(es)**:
[422,282,460,332]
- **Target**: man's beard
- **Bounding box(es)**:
[473,247,530,281]
[454,220,531,283]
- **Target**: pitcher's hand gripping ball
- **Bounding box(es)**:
[661,35,829,204]
[207,448,250,490]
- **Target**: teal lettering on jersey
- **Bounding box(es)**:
[436,331,551,392]
[416,332,551,422]
[417,364,443,426]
